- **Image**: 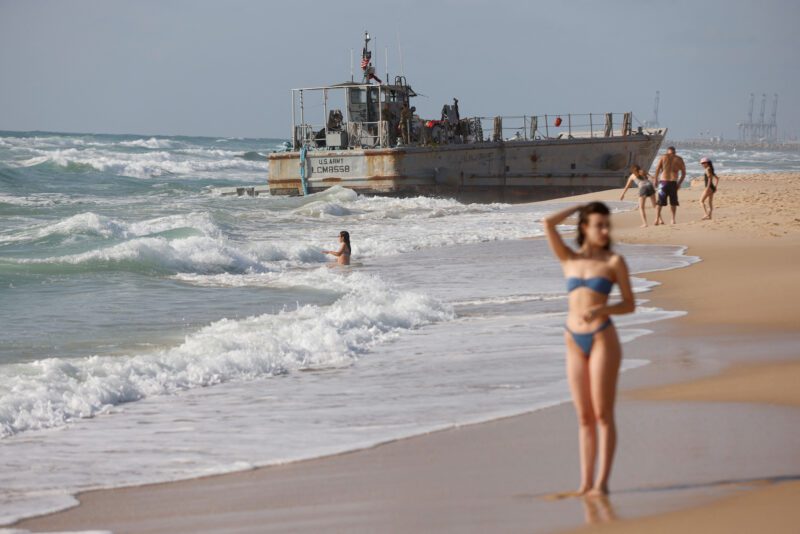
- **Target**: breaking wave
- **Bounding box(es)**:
[15,148,267,178]
[0,271,452,438]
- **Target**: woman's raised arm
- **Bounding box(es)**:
[543,204,581,262]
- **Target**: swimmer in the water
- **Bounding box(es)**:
[323,230,351,265]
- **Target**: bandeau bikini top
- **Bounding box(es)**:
[566,276,614,295]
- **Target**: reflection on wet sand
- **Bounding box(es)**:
[582,494,618,525]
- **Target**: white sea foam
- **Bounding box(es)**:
[4,188,544,272]
[0,211,222,245]
[15,155,51,168]
[241,186,545,262]
[0,270,452,438]
[0,134,174,151]
[0,135,87,149]
[292,199,356,217]
[175,147,244,157]
[452,294,568,307]
[15,148,267,179]
[36,212,128,239]
[280,187,509,222]
[116,137,175,149]
[0,193,56,207]
[127,211,222,237]
[346,193,507,219]
[15,235,265,274]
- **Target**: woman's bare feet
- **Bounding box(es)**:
[588,484,609,496]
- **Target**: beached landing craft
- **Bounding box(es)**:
[264,32,667,203]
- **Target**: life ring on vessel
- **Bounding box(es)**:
[554,117,563,127]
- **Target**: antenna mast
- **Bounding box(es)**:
[644,90,660,128]
[652,90,660,127]
[396,29,405,77]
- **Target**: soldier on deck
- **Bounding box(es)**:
[399,104,411,145]
[382,104,397,146]
[452,98,461,136]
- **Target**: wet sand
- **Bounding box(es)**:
[14,173,800,533]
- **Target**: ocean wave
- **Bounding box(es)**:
[291,200,355,217]
[9,235,263,274]
[116,137,175,149]
[2,188,544,274]
[280,185,505,221]
[0,193,58,207]
[0,211,222,245]
[0,134,89,149]
[452,294,567,307]
[2,228,325,274]
[348,194,507,221]
[172,268,376,292]
[15,155,51,168]
[14,148,267,179]
[286,185,359,205]
[176,147,243,157]
[237,151,269,162]
[1,134,175,151]
[39,212,129,239]
[0,271,453,438]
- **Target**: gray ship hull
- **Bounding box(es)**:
[268,130,666,203]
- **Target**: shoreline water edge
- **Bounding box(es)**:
[0,225,695,526]
[1,131,798,532]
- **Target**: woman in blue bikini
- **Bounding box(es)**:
[544,202,636,495]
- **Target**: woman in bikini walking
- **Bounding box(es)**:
[543,202,636,495]
[699,157,720,220]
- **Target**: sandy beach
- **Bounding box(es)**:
[14,172,800,533]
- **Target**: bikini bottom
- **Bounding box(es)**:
[565,319,613,358]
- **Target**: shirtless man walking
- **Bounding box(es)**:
[653,146,686,225]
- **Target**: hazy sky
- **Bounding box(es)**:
[2,0,798,140]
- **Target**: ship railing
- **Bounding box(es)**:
[291,83,403,150]
[344,121,389,149]
[294,121,391,150]
[469,112,637,142]
[292,112,646,150]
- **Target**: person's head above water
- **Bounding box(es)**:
[576,202,612,251]
[339,230,351,249]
